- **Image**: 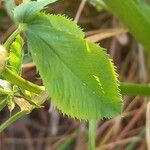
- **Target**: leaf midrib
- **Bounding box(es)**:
[27,28,105,112]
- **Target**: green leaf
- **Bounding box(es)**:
[14,3,121,120]
[134,0,150,19]
[5,0,16,19]
[21,13,122,120]
[8,35,24,75]
[13,0,58,23]
[26,13,84,38]
[43,14,84,38]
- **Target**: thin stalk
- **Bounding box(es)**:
[2,25,150,98]
[89,120,96,150]
[120,82,150,97]
[1,68,150,97]
[0,110,29,132]
[1,68,43,94]
[2,22,150,98]
[0,91,48,133]
[3,24,25,49]
[0,98,7,111]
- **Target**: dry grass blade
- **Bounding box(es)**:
[74,0,86,23]
[116,102,146,140]
[87,28,128,42]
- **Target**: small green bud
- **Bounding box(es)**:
[0,45,8,73]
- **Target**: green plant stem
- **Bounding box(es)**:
[1,68,43,94]
[3,24,25,49]
[0,110,29,132]
[120,83,150,97]
[2,25,150,98]
[1,68,150,97]
[0,91,48,132]
[0,98,7,111]
[89,120,96,150]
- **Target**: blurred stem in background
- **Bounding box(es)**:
[2,67,150,97]
[89,0,150,56]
